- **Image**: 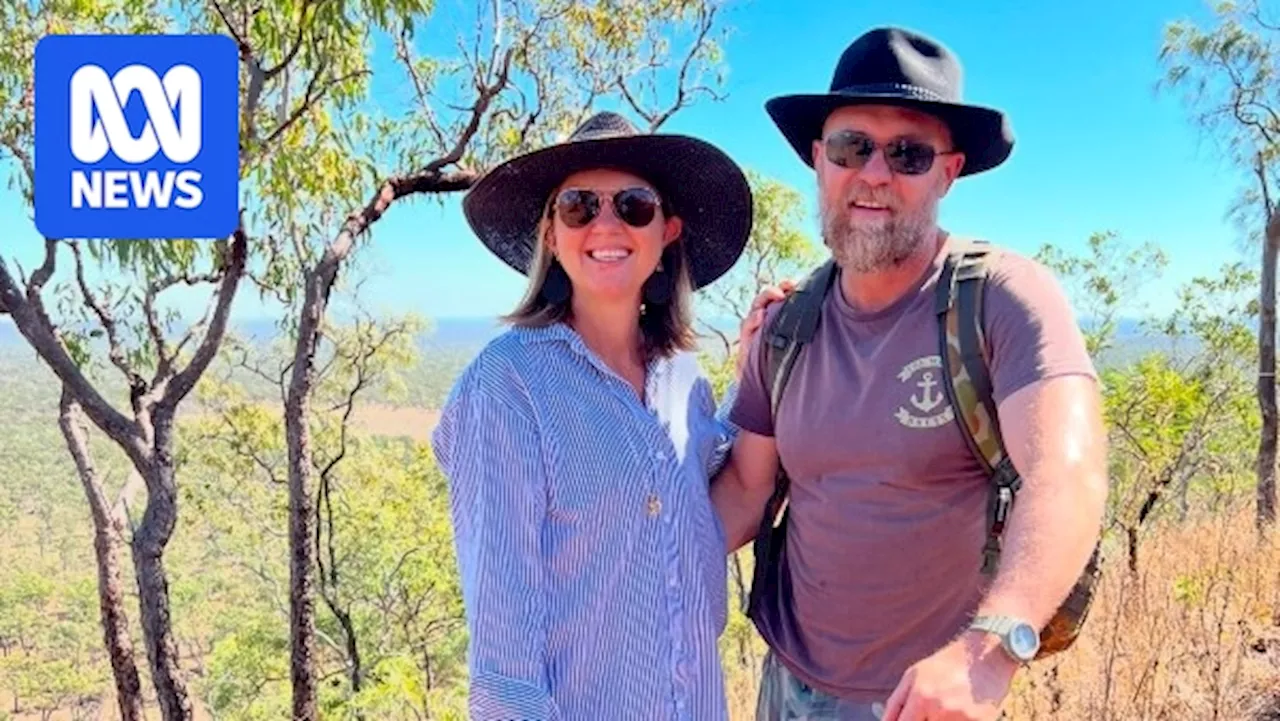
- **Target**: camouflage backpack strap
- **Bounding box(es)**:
[746,258,837,620]
[933,238,1019,576]
[934,236,1103,660]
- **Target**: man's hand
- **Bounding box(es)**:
[881,631,1018,721]
[736,279,796,376]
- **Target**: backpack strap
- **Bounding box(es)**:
[755,258,838,526]
[765,258,838,418]
[934,238,1022,576]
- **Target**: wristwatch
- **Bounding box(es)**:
[968,615,1040,664]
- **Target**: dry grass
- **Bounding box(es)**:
[721,504,1280,721]
[7,462,1279,719]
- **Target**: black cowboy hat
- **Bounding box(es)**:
[765,27,1014,177]
[461,111,753,290]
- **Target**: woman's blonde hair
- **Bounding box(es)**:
[501,193,697,359]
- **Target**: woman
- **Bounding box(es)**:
[430,111,753,721]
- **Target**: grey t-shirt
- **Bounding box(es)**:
[729,236,1097,702]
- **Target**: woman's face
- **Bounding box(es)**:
[546,168,681,305]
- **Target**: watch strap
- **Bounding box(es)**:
[969,614,1017,636]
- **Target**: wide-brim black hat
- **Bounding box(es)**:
[461,111,753,290]
[766,27,1014,177]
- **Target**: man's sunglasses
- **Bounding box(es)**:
[549,187,664,228]
[823,130,958,176]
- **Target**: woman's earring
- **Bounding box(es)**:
[542,257,571,304]
[642,255,673,306]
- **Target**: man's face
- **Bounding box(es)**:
[812,104,965,273]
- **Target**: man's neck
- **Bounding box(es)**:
[567,296,645,372]
[838,229,946,315]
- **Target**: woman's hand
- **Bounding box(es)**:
[735,280,796,377]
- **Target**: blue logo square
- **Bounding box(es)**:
[34,34,239,240]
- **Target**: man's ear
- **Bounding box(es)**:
[938,152,966,197]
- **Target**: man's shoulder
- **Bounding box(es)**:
[950,238,1070,312]
[986,242,1055,281]
[764,260,838,329]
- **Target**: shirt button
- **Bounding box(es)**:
[646,494,661,517]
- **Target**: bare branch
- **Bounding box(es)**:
[261,0,314,81]
[30,238,58,296]
[143,269,221,379]
[162,216,250,408]
[1247,0,1280,33]
[315,321,408,478]
[69,242,144,390]
[700,322,732,359]
[395,27,448,151]
[111,470,145,524]
[0,137,34,187]
[210,0,251,57]
[486,0,503,88]
[220,409,286,486]
[171,298,217,368]
[249,68,373,169]
[423,45,516,174]
[650,5,718,131]
[0,248,141,454]
[229,341,292,407]
[326,169,478,270]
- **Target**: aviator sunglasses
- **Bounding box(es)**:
[823,129,959,176]
[549,186,664,228]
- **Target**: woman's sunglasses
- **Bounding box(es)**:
[550,187,663,229]
[823,129,958,176]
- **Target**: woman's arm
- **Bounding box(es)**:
[432,375,560,721]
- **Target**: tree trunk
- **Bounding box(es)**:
[280,174,469,713]
[57,388,146,721]
[132,414,192,721]
[285,269,330,721]
[1258,211,1279,533]
[0,227,246,721]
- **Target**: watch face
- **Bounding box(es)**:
[1009,623,1040,660]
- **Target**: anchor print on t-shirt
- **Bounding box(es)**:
[894,355,955,429]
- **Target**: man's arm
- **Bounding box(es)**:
[972,373,1108,627]
[883,252,1106,721]
[710,429,780,553]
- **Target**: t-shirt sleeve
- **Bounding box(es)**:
[984,251,1099,407]
[728,302,786,437]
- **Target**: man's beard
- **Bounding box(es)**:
[820,181,941,273]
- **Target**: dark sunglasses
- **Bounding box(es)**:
[823,130,958,176]
[549,187,663,228]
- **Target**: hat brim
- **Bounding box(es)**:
[765,91,1014,176]
[461,133,752,290]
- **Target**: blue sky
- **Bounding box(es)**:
[0,0,1255,330]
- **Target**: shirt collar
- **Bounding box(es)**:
[513,321,673,381]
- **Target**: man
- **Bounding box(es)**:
[714,27,1109,721]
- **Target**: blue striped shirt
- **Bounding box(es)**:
[431,322,738,721]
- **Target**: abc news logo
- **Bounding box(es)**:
[70,64,203,210]
[34,34,238,240]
